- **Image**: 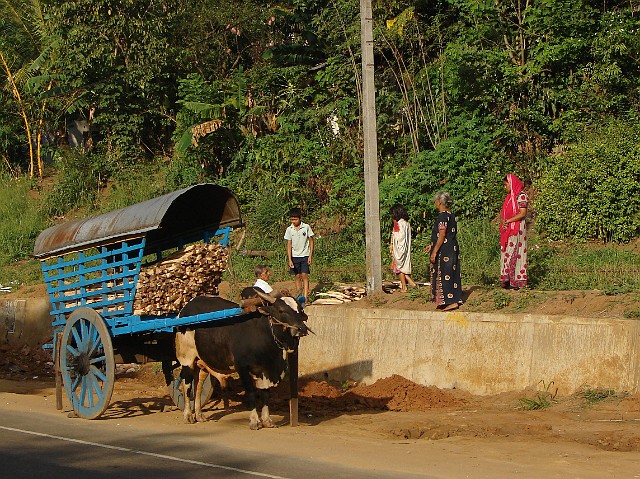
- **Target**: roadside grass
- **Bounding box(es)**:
[519,380,558,410]
[577,386,625,407]
[623,307,640,319]
[530,241,640,292]
[0,175,47,287]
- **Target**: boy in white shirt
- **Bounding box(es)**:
[284,208,314,301]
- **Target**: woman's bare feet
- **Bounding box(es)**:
[442,303,459,311]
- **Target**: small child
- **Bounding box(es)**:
[284,207,314,300]
[390,204,417,292]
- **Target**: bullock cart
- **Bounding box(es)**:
[34,184,300,421]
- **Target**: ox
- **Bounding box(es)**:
[175,289,309,429]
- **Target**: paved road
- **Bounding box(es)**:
[0,408,432,479]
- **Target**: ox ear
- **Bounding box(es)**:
[253,288,277,304]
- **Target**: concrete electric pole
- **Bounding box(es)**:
[360,0,383,295]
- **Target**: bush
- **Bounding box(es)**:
[0,175,45,263]
[457,219,500,286]
[41,150,107,217]
[536,120,640,242]
[100,162,169,212]
[379,114,512,234]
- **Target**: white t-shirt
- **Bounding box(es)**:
[284,222,314,257]
[253,278,273,294]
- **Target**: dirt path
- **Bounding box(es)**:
[1,360,640,478]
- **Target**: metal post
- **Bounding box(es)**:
[360,0,383,294]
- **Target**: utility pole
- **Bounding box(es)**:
[360,0,382,295]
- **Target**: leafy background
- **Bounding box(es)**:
[2,0,640,291]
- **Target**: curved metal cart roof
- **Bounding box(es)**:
[33,183,243,259]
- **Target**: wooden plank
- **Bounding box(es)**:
[289,340,299,427]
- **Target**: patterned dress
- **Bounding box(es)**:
[500,192,529,288]
[430,211,462,306]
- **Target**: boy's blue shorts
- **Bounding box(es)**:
[290,256,310,275]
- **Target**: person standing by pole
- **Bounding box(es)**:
[390,205,417,292]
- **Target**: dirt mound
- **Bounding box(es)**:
[345,374,468,411]
[0,343,54,380]
[280,374,467,413]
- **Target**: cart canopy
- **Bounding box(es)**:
[33,184,243,259]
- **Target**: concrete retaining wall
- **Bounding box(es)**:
[300,306,640,395]
[3,297,639,395]
[0,298,51,347]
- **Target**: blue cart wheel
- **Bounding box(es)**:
[169,369,213,411]
[60,307,115,419]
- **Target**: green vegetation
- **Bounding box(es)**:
[0,175,45,286]
[2,1,640,296]
[492,290,512,310]
[519,381,558,410]
[577,386,625,407]
[623,308,640,320]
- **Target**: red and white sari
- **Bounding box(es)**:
[500,175,529,288]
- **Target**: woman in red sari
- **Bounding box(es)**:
[500,174,529,290]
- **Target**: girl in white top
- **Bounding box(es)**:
[390,204,417,292]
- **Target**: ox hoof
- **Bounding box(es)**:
[261,419,277,428]
[249,421,262,430]
[184,414,196,424]
[196,414,208,423]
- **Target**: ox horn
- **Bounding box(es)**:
[253,288,277,304]
[239,297,263,309]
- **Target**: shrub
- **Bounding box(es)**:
[379,114,512,234]
[536,119,640,242]
[0,175,45,263]
[41,150,107,217]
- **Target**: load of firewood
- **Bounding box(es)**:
[133,242,228,315]
[312,285,367,305]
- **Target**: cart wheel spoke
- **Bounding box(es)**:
[71,327,83,351]
[80,378,88,406]
[88,329,101,357]
[90,354,106,365]
[70,373,81,393]
[65,344,80,357]
[90,364,107,383]
[80,320,90,350]
[89,371,103,402]
[61,307,114,419]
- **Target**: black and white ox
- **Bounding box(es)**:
[175,289,309,429]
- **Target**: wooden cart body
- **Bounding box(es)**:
[34,184,246,418]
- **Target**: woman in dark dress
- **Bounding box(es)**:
[426,191,462,311]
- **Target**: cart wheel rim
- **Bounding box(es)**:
[169,373,213,411]
[60,308,115,419]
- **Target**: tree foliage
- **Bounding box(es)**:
[0,0,639,242]
[536,119,640,242]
